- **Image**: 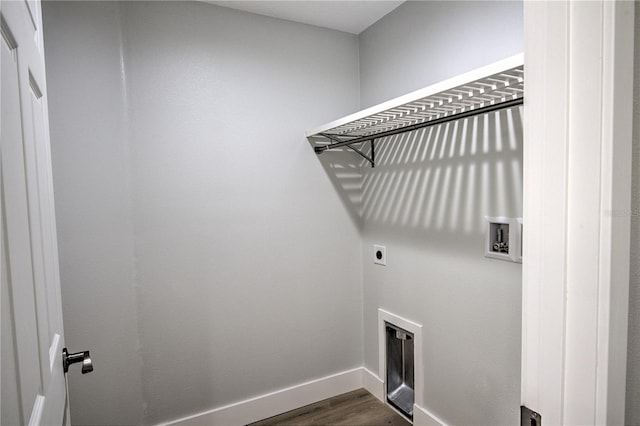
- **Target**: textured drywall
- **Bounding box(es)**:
[626,2,640,424]
[42,2,145,425]
[359,2,524,425]
[121,3,363,423]
[359,1,524,108]
[44,2,363,424]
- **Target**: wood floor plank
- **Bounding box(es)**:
[248,389,411,426]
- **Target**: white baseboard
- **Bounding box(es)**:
[362,367,384,402]
[413,404,447,426]
[160,367,364,426]
[159,366,446,426]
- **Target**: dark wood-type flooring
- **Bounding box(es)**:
[248,388,410,426]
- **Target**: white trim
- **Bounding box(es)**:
[594,2,633,424]
[412,404,447,426]
[516,217,523,263]
[377,309,423,414]
[522,3,571,420]
[160,368,363,426]
[522,1,634,424]
[362,367,384,402]
[159,367,442,426]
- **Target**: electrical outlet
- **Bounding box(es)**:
[374,245,386,266]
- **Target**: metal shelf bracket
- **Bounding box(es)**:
[314,134,376,167]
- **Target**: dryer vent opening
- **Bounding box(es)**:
[385,322,414,420]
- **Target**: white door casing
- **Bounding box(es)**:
[1,0,68,424]
[522,1,634,425]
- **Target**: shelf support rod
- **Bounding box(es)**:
[370,139,375,168]
[314,97,523,154]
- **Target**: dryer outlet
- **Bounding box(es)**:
[374,245,386,266]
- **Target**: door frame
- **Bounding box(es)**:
[522,1,635,424]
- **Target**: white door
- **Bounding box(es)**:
[1,0,72,424]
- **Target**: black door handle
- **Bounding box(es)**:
[62,347,93,374]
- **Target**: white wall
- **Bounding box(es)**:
[358,2,524,425]
[121,3,363,424]
[43,2,145,425]
[43,2,640,425]
[359,1,524,108]
[626,2,640,424]
[44,2,363,424]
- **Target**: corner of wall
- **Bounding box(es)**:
[114,2,149,423]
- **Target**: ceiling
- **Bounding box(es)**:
[203,1,405,34]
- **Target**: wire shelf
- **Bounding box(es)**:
[306,54,524,166]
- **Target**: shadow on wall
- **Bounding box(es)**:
[313,144,364,229]
[309,106,523,243]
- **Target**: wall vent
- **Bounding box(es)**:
[378,309,423,423]
[386,323,414,420]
